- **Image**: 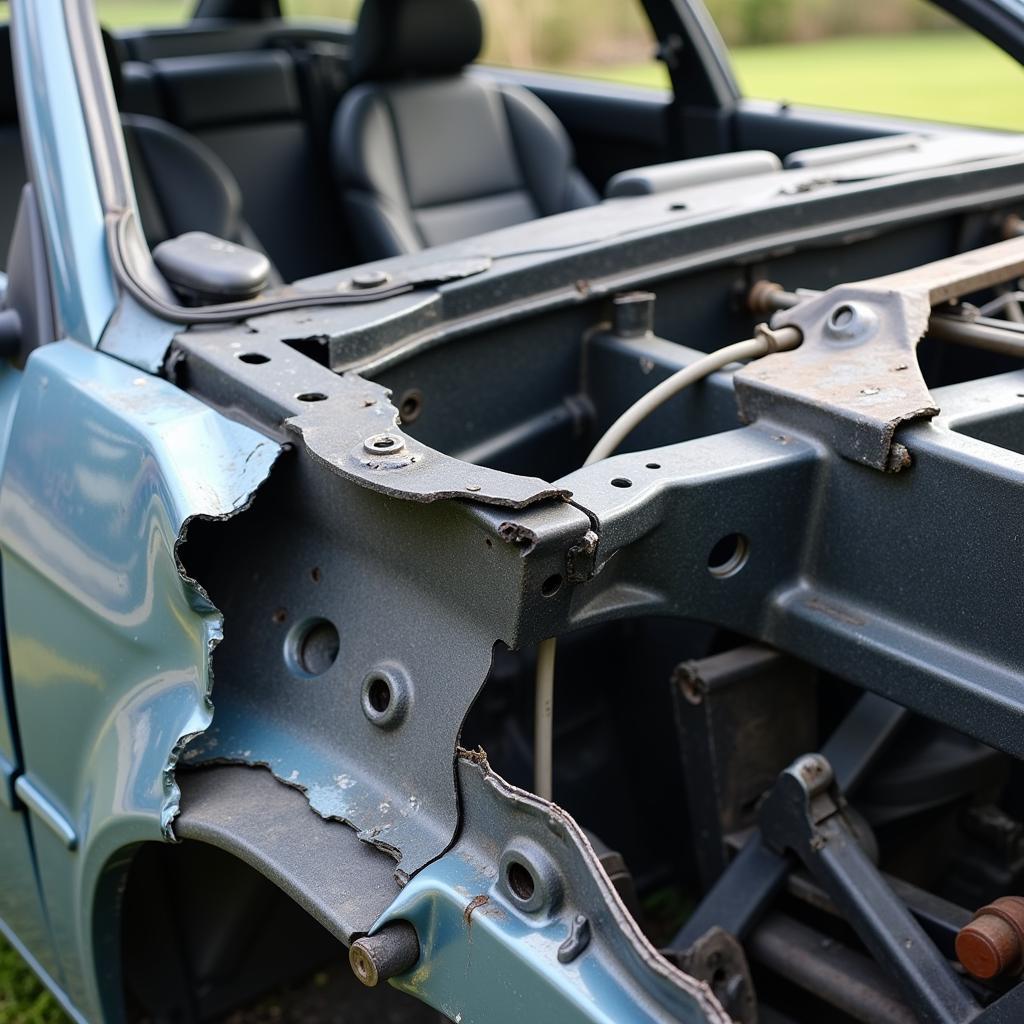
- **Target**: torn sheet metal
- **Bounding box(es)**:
[0,341,279,853]
[372,753,731,1024]
[181,461,593,879]
[736,234,1024,471]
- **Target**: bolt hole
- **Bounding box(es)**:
[297,392,328,403]
[398,389,423,424]
[707,533,749,578]
[287,618,340,677]
[611,477,632,488]
[829,304,854,329]
[541,573,563,598]
[367,675,392,714]
[310,567,322,583]
[373,438,396,450]
[645,463,660,470]
[238,352,270,364]
[506,861,536,903]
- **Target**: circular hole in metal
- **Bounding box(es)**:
[238,352,270,364]
[506,861,536,903]
[541,573,563,598]
[707,533,749,578]
[367,675,392,714]
[611,477,633,488]
[398,389,423,424]
[360,667,410,729]
[296,392,328,403]
[828,304,854,330]
[645,463,661,470]
[287,618,339,677]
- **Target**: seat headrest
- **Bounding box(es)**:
[351,0,483,83]
[0,25,17,124]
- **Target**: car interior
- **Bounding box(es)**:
[4,0,986,290]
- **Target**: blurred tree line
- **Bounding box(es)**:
[287,0,961,68]
[479,0,958,67]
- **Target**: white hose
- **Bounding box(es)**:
[532,324,801,801]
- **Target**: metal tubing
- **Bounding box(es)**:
[748,913,918,1024]
[751,281,1024,358]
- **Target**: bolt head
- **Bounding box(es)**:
[363,433,406,456]
[349,940,380,987]
[351,269,391,290]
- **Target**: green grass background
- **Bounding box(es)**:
[74,2,1024,130]
[2,4,1024,1021]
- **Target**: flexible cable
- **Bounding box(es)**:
[533,324,801,800]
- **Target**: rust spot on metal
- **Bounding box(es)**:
[464,895,489,926]
[456,746,489,767]
[498,522,537,553]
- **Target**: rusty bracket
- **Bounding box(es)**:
[735,234,1024,471]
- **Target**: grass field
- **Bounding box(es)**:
[0,941,63,1024]
[601,31,1024,131]
[1,12,1024,1023]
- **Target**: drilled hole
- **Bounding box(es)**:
[238,352,270,364]
[506,861,535,902]
[611,477,632,488]
[367,675,392,714]
[288,618,339,677]
[296,392,328,403]
[541,573,563,598]
[829,303,855,330]
[645,463,661,470]
[707,533,749,578]
[398,388,423,424]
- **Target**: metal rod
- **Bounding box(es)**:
[749,913,918,1024]
[750,281,1024,358]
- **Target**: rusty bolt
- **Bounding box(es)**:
[349,921,419,987]
[747,280,786,315]
[956,896,1024,979]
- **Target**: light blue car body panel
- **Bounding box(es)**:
[0,4,282,1020]
[0,342,279,1018]
[12,0,116,347]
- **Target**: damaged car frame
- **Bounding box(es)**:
[4,0,1024,1021]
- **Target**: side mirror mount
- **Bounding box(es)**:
[152,232,271,306]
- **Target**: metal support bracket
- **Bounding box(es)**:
[759,753,979,1024]
[736,234,1024,470]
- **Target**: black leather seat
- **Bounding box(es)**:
[0,25,27,271]
[0,25,273,278]
[332,0,598,262]
[101,31,274,271]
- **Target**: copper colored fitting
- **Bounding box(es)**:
[955,896,1024,980]
[747,280,785,315]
